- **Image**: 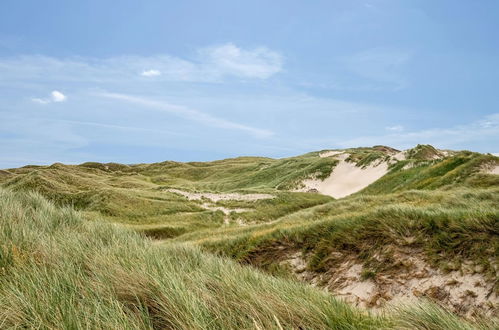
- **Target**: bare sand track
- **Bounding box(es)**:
[166,189,273,224]
[166,189,274,202]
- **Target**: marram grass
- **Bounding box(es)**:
[1,189,495,329]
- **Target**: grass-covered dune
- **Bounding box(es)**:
[1,145,498,328]
[3,188,494,329]
[177,188,498,316]
[178,188,499,273]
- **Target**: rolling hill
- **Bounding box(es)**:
[1,144,498,328]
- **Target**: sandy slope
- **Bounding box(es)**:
[281,247,498,317]
[299,154,388,198]
[486,165,499,175]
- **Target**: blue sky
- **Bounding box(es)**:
[1,0,498,167]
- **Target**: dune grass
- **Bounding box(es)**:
[176,188,499,283]
[361,152,498,195]
[1,146,498,328]
[2,188,496,329]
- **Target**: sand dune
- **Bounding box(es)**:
[299,154,388,198]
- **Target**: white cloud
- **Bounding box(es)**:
[1,43,282,86]
[51,90,66,102]
[385,125,404,132]
[32,90,67,104]
[97,92,274,138]
[200,43,283,79]
[141,69,161,77]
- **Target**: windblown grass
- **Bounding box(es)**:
[1,146,498,328]
[2,189,494,329]
[177,188,499,281]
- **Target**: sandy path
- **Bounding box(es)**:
[201,203,249,224]
[166,189,274,202]
[166,189,266,225]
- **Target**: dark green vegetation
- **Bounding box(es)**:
[1,145,498,328]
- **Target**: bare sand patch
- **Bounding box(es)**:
[392,151,406,161]
[483,165,499,175]
[166,189,269,225]
[166,189,274,202]
[281,248,498,317]
[297,154,388,198]
[319,150,343,158]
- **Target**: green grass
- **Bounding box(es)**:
[1,145,498,327]
[176,188,498,282]
[360,152,498,194]
[405,144,443,160]
[2,188,495,329]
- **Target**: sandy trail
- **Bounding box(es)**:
[299,154,388,198]
[166,189,274,202]
[166,189,269,225]
[201,203,249,224]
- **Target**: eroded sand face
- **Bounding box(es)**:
[281,248,498,317]
[298,154,388,198]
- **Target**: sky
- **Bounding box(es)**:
[1,0,498,168]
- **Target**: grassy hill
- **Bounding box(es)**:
[1,145,498,328]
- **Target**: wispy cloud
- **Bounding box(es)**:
[0,43,283,85]
[57,119,187,137]
[385,125,404,132]
[200,43,283,79]
[32,90,67,104]
[338,113,499,150]
[97,92,274,138]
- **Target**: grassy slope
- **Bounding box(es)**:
[362,151,499,195]
[1,148,497,265]
[176,188,498,280]
[1,188,495,329]
[1,146,498,327]
[0,153,338,238]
